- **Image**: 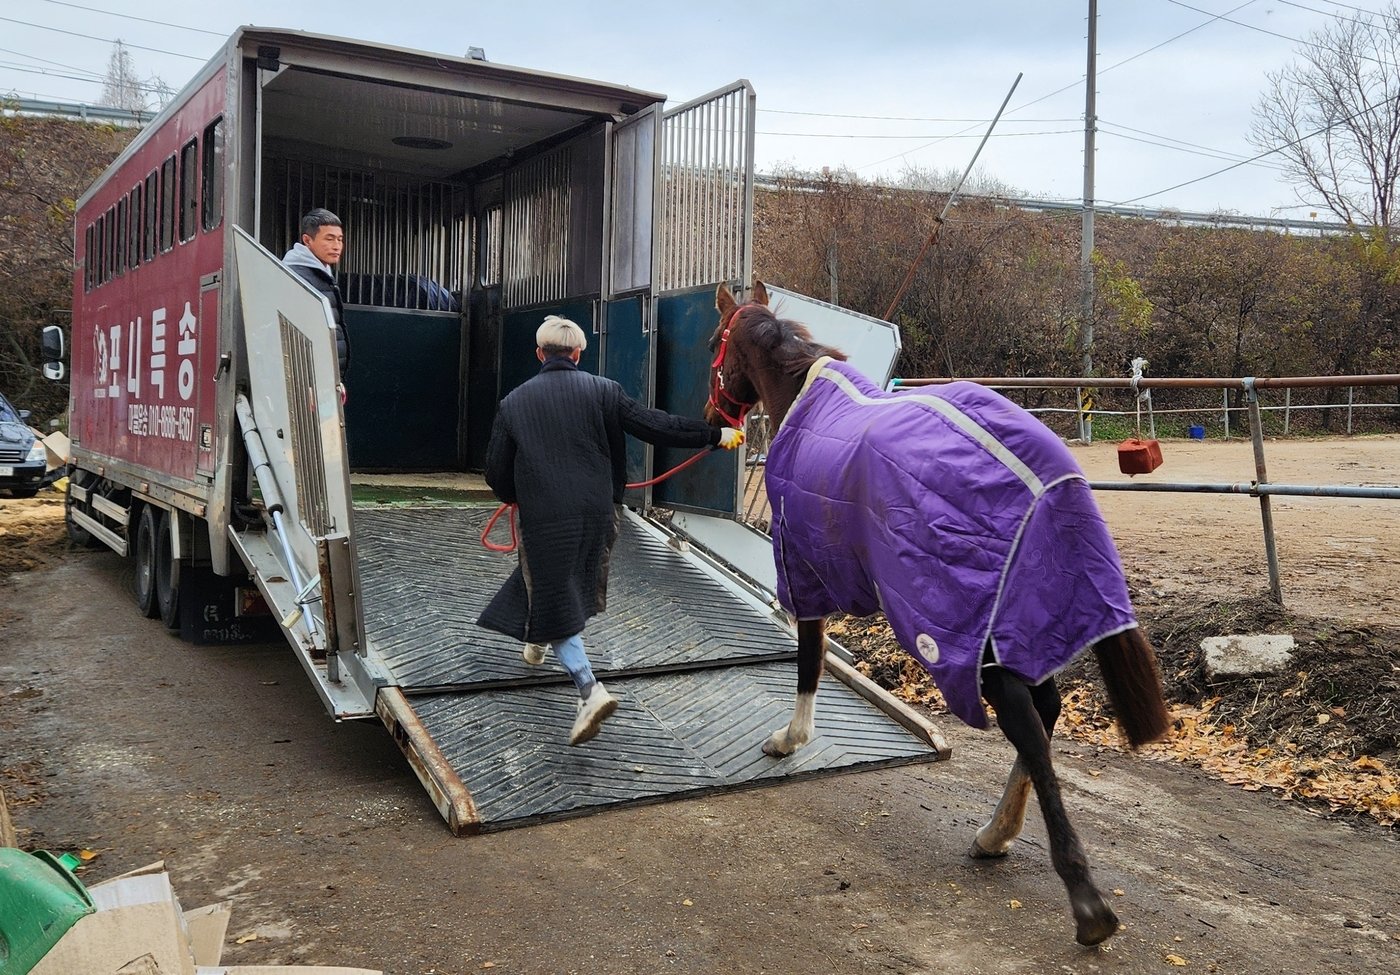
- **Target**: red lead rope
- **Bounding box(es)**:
[480,446,720,553]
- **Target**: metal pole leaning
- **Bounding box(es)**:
[1245,379,1283,604]
[881,72,1022,323]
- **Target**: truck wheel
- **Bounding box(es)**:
[134,505,160,618]
[156,509,182,631]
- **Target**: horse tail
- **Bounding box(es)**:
[1092,627,1170,749]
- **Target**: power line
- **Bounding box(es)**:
[0,16,207,61]
[0,44,103,76]
[757,127,1081,140]
[39,0,226,37]
[1100,128,1290,173]
[1098,119,1290,171]
[1162,0,1306,43]
[0,60,170,95]
[1106,93,1387,206]
[1273,0,1392,28]
[760,107,1080,123]
[857,0,1259,172]
[1109,0,1400,205]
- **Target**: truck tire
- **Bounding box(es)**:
[134,505,161,618]
[156,509,182,631]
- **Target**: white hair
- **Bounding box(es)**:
[536,315,587,352]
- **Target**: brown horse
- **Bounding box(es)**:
[705,279,1170,946]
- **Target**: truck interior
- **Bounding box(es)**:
[251,55,656,477]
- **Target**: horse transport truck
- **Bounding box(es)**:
[43,26,944,831]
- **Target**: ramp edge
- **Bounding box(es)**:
[824,653,952,761]
[376,687,481,834]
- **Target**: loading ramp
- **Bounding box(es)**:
[232,229,945,834]
[355,503,948,833]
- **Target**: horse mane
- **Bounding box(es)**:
[737,305,847,378]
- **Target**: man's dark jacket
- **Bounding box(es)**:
[478,357,721,643]
[282,243,351,376]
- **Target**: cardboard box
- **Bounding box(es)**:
[32,866,382,975]
[32,872,196,975]
[40,429,71,469]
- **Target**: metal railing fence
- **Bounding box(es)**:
[733,372,1400,607]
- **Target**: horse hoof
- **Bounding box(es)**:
[1073,895,1120,947]
[968,838,1009,860]
[762,739,793,758]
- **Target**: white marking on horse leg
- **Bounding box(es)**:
[763,691,816,757]
[970,759,1033,858]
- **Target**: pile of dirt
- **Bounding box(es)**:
[0,494,68,578]
[834,576,1400,826]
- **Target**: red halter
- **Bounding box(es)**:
[708,306,758,429]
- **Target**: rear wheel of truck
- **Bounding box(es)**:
[134,505,161,618]
[155,509,182,630]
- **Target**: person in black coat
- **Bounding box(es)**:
[478,315,744,745]
[282,208,351,394]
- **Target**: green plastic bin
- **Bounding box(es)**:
[0,849,94,974]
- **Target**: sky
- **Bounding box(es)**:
[2,0,1395,218]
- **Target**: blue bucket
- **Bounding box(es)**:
[1188,425,1206,441]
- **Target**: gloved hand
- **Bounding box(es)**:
[718,427,745,450]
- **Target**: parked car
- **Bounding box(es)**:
[0,391,47,498]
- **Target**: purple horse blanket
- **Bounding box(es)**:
[765,358,1137,728]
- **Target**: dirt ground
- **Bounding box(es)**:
[2,436,1398,974]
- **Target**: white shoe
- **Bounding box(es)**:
[522,642,547,666]
[569,684,618,746]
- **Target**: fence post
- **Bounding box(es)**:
[1347,385,1354,435]
[1245,379,1283,605]
[1284,387,1291,436]
[1223,389,1231,440]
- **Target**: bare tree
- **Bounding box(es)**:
[99,40,153,112]
[1251,4,1400,229]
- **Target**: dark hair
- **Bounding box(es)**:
[300,208,343,239]
[539,345,575,357]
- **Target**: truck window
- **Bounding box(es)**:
[179,137,198,242]
[114,197,127,278]
[143,171,158,262]
[104,207,116,284]
[85,224,94,291]
[202,117,224,232]
[128,184,142,270]
[160,154,176,252]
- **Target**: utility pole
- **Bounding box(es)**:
[1079,0,1098,442]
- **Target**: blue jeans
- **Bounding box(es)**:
[551,634,595,697]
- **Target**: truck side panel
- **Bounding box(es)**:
[70,69,227,498]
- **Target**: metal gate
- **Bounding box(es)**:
[651,81,756,515]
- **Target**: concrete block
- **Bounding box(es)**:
[1202,634,1296,678]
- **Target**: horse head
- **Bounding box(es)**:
[706,278,848,430]
[704,278,770,429]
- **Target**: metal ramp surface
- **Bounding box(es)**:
[355,506,795,690]
[353,504,947,832]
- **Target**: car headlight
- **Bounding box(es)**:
[26,442,47,463]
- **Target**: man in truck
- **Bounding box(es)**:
[282,208,351,396]
[478,315,744,746]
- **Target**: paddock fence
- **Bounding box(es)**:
[734,372,1400,607]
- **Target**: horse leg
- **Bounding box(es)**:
[763,617,825,756]
[971,676,1061,858]
[981,667,1118,947]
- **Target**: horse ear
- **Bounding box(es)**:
[751,276,770,307]
[716,281,737,318]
